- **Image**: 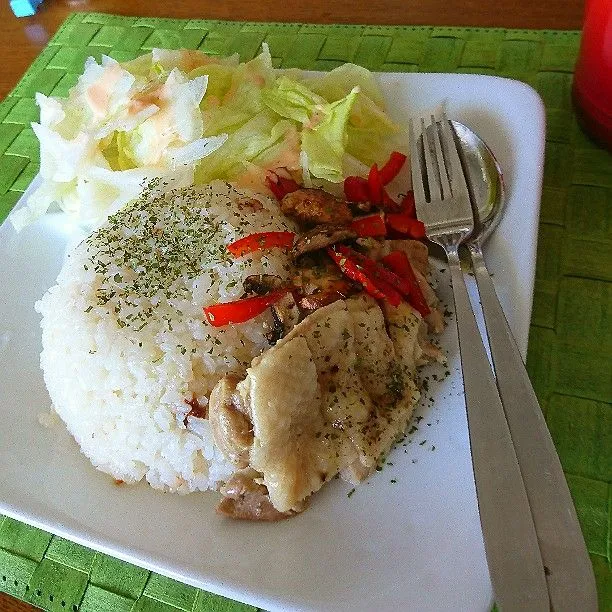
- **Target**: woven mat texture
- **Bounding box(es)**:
[0,12,610,612]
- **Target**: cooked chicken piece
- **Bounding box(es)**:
[235,320,347,512]
[242,274,285,295]
[340,460,372,484]
[425,309,445,335]
[382,301,427,374]
[292,225,357,259]
[419,336,445,363]
[266,292,300,344]
[208,376,254,468]
[413,268,445,334]
[345,293,397,399]
[217,468,303,521]
[343,295,420,482]
[233,299,419,512]
[280,188,353,227]
[382,301,444,372]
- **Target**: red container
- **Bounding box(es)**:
[572,0,612,149]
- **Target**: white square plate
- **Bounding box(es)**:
[0,72,545,612]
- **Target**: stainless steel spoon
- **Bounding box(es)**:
[452,121,598,612]
[451,120,505,243]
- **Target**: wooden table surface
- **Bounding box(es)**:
[0,1,584,610]
[0,0,584,100]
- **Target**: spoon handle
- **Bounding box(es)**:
[446,246,550,611]
[469,244,598,612]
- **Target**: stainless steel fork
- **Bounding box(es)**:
[409,113,550,611]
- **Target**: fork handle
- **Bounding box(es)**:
[446,246,549,611]
[469,244,598,612]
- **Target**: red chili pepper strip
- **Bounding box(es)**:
[379,188,401,211]
[326,247,387,301]
[378,151,407,185]
[204,289,290,327]
[382,251,430,317]
[265,173,300,200]
[368,277,402,307]
[265,176,285,200]
[350,213,387,238]
[367,163,384,204]
[386,214,426,239]
[279,175,300,194]
[333,244,412,297]
[344,175,370,202]
[399,191,416,217]
[227,231,295,257]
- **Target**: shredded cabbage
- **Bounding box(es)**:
[13,46,404,230]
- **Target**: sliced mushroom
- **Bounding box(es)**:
[280,188,353,227]
[216,468,305,521]
[348,200,374,215]
[266,291,300,345]
[242,274,284,296]
[297,278,359,312]
[292,224,358,259]
[294,257,352,294]
[292,259,361,314]
[208,376,254,468]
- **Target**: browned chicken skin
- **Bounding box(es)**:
[280,188,353,227]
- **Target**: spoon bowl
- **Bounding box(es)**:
[450,120,506,243]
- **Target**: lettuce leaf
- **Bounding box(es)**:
[262,76,326,124]
[310,64,405,167]
[310,62,385,107]
[195,111,294,184]
[301,87,358,182]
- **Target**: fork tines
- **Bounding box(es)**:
[409,112,474,240]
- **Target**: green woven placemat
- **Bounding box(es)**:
[0,12,610,612]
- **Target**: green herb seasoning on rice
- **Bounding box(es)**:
[37,181,297,494]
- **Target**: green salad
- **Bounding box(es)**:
[13,45,404,230]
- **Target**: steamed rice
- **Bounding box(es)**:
[36,180,297,493]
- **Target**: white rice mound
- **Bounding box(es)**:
[37,180,297,493]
